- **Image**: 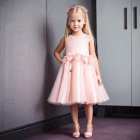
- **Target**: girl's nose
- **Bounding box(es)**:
[74,21,78,25]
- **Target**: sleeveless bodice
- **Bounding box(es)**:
[65,34,89,56]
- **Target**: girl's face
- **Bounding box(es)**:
[68,13,85,34]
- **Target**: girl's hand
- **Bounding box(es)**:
[60,59,63,64]
[97,76,103,86]
[60,58,65,64]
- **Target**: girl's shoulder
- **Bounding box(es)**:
[59,36,65,44]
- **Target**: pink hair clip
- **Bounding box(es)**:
[66,5,88,14]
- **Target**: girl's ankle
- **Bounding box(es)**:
[85,124,93,132]
[73,123,80,132]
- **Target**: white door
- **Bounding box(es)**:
[132,0,140,106]
[96,0,131,106]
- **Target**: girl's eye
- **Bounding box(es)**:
[78,20,81,22]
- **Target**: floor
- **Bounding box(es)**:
[25,117,140,140]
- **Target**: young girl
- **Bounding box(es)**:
[47,5,109,138]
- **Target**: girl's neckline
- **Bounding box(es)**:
[69,33,86,37]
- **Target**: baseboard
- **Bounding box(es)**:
[97,105,140,118]
[0,107,85,140]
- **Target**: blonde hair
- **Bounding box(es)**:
[64,5,95,41]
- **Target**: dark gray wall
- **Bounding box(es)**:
[0,0,93,133]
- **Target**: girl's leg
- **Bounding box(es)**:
[84,104,93,132]
[84,104,93,125]
[70,104,79,131]
[70,103,79,124]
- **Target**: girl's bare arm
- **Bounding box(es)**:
[89,37,102,79]
[54,37,65,63]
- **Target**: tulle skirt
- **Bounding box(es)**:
[47,53,110,105]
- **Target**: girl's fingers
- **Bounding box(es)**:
[98,79,102,86]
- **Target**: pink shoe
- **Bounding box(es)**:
[84,124,93,138]
[72,124,80,138]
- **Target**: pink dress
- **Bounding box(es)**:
[47,33,110,105]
